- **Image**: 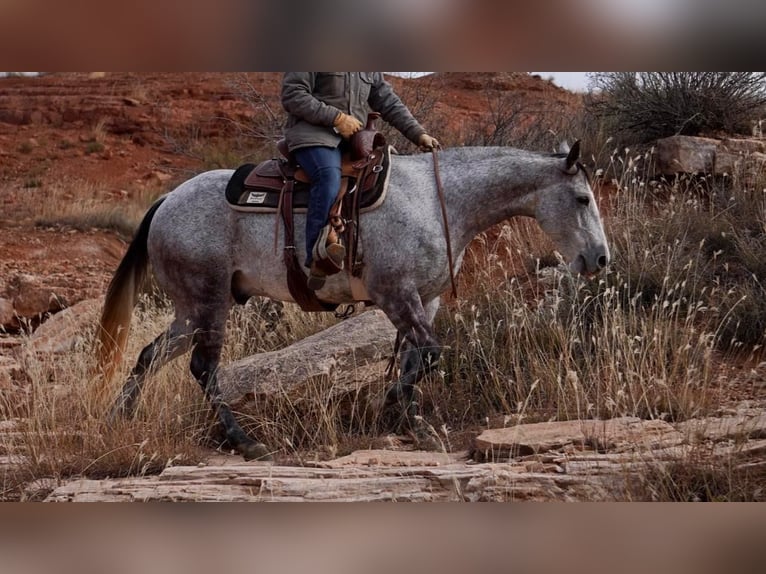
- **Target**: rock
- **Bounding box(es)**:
[719,138,765,154]
[714,150,740,174]
[0,418,28,456]
[0,356,23,389]
[319,449,466,468]
[217,309,396,403]
[676,412,766,442]
[656,136,718,175]
[41,421,766,501]
[24,299,101,355]
[148,170,172,183]
[0,274,66,331]
[714,139,765,175]
[655,135,766,177]
[44,455,618,502]
[0,336,22,350]
[474,417,684,461]
[0,298,14,329]
[0,455,27,477]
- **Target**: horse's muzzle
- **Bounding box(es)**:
[572,250,610,277]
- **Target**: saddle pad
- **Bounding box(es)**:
[225,146,392,214]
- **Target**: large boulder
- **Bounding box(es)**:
[217,309,397,404]
[23,299,101,355]
[656,135,718,175]
[655,135,766,177]
[0,274,66,331]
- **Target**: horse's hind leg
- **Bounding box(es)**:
[110,319,193,420]
[189,317,271,461]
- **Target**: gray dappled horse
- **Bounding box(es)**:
[96,142,609,460]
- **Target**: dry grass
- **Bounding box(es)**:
[624,446,766,502]
[1,301,207,500]
[0,293,351,499]
[39,185,161,239]
[12,179,165,240]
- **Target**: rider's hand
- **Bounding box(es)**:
[418,133,441,150]
[333,112,363,139]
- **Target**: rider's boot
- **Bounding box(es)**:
[308,241,345,290]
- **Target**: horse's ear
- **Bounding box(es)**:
[558,140,570,154]
[564,140,581,174]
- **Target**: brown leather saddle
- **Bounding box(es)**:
[225,130,388,213]
[224,113,389,312]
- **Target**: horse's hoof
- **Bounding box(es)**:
[106,402,133,427]
[408,415,443,452]
[410,431,442,452]
[383,383,408,409]
[241,442,272,461]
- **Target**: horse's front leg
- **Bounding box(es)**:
[385,337,442,414]
[378,296,442,418]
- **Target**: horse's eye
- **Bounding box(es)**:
[576,196,590,206]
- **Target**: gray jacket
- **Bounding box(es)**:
[281,72,426,152]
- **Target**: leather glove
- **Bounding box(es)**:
[333,112,363,139]
[418,133,441,150]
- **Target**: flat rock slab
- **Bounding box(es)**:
[676,413,766,442]
[318,449,467,469]
[474,417,684,461]
[38,413,766,502]
[217,309,396,403]
[44,452,620,502]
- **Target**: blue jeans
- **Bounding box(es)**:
[293,146,342,268]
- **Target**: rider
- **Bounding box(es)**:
[281,72,440,290]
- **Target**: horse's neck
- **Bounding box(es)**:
[442,147,544,250]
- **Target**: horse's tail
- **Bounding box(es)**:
[95,196,166,384]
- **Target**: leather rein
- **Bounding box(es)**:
[431,148,458,299]
[385,147,456,381]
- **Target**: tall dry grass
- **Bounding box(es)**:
[12,179,166,240]
[414,146,765,453]
[1,293,345,499]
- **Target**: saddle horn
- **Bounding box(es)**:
[350,112,384,161]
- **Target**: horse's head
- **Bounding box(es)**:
[535,141,610,276]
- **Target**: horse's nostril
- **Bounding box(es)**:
[597,255,608,269]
